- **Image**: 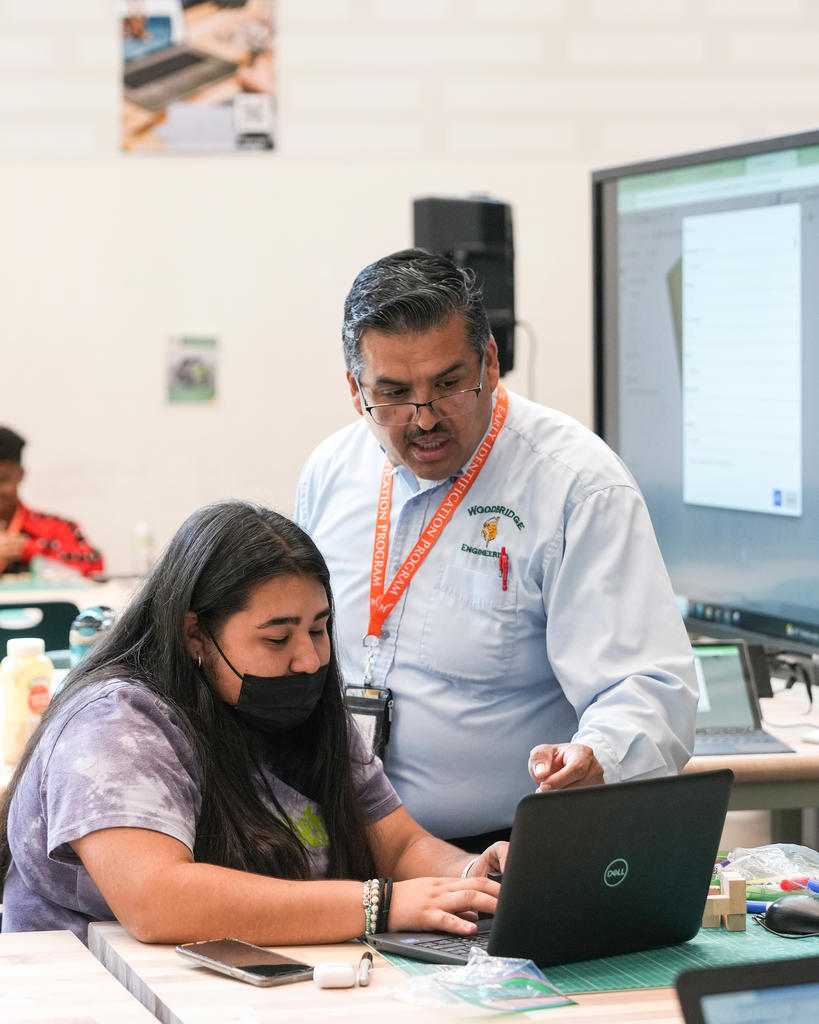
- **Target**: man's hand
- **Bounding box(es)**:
[464,841,508,879]
[0,522,25,562]
[528,743,605,792]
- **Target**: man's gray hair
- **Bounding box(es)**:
[342,248,491,377]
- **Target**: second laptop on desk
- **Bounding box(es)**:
[692,642,793,755]
[370,769,733,968]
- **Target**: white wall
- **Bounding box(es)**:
[2,0,818,572]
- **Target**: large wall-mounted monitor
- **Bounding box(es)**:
[593,129,819,657]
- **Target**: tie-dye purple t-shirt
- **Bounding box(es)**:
[2,679,400,942]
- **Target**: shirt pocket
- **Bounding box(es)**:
[419,562,518,686]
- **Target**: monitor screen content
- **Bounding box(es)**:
[593,129,819,655]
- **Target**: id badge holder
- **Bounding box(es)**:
[343,687,394,760]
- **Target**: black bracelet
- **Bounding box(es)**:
[377,877,393,933]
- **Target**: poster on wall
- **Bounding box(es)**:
[167,336,218,402]
[121,1,275,153]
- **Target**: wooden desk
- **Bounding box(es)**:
[685,687,819,845]
[0,928,157,1022]
[88,922,685,1023]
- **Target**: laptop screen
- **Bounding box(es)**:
[123,17,173,62]
[677,957,819,1024]
[121,0,187,62]
[694,644,756,730]
[700,982,819,1023]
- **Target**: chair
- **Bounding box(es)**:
[0,601,80,656]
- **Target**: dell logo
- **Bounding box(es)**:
[604,859,628,887]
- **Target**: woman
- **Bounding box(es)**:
[0,500,504,945]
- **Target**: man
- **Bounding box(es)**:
[296,249,697,849]
[0,426,104,578]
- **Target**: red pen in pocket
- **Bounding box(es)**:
[499,546,509,591]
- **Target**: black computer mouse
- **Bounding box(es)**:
[764,893,819,936]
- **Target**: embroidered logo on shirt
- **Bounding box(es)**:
[461,506,524,561]
[481,516,500,546]
[467,504,526,532]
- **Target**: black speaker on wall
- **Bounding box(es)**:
[413,196,515,376]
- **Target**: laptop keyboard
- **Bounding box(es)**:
[125,51,206,89]
[411,931,491,957]
[694,729,793,755]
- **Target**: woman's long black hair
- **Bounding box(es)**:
[0,500,376,886]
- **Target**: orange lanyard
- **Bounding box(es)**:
[363,384,508,680]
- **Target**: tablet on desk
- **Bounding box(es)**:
[676,955,819,1023]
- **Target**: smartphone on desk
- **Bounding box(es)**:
[176,938,314,987]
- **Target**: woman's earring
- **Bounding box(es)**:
[197,654,202,669]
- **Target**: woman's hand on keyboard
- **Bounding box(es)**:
[388,876,501,934]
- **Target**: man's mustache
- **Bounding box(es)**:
[404,425,453,443]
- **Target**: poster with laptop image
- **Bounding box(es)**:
[121,1,275,152]
[370,770,734,968]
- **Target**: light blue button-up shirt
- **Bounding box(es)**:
[296,389,697,838]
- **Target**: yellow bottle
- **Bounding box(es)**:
[1,637,54,765]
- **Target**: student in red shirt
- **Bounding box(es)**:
[0,426,104,578]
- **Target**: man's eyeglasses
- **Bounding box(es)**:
[356,358,485,426]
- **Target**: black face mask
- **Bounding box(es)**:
[207,630,328,733]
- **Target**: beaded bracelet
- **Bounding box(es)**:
[362,877,380,935]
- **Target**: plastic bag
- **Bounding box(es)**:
[391,947,574,1013]
[723,844,819,895]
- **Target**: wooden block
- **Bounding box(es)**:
[724,912,746,932]
[702,892,730,928]
[720,872,746,915]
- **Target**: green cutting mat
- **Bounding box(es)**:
[372,924,819,994]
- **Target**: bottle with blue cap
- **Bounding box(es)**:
[69,605,115,668]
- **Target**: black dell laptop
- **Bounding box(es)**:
[370,769,733,968]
